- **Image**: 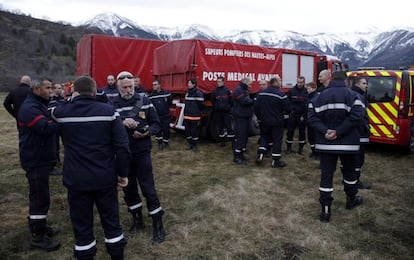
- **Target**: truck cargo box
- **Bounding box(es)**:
[153,39,321,94]
[77,34,165,90]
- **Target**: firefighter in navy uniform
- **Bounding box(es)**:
[304,82,320,160]
[113,71,165,244]
[17,78,60,251]
[232,77,254,164]
[52,76,130,260]
[350,77,371,189]
[254,76,291,167]
[148,79,172,150]
[183,78,205,152]
[307,71,364,223]
[212,76,234,146]
[286,76,308,155]
[102,74,119,103]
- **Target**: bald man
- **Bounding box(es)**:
[317,69,331,92]
[4,75,32,120]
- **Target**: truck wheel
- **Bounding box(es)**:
[406,132,414,154]
[249,114,260,136]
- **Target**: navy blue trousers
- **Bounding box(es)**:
[26,165,53,235]
[319,153,358,206]
[68,186,126,259]
[123,152,162,216]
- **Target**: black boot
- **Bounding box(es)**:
[151,215,165,244]
[233,152,246,165]
[45,226,60,237]
[346,195,363,210]
[186,139,193,150]
[285,144,292,154]
[191,142,198,152]
[158,141,164,151]
[31,233,61,251]
[319,205,331,223]
[255,152,264,164]
[129,209,145,233]
[298,145,304,155]
[110,252,124,260]
[271,158,286,168]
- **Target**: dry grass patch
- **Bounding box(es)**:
[0,93,413,259]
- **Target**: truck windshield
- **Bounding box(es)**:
[366,76,396,103]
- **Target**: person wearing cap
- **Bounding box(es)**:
[17,77,61,251]
[112,71,165,244]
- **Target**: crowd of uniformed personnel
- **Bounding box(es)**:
[3,69,371,258]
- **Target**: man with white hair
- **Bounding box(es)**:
[112,71,166,244]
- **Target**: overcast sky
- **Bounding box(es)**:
[1,0,412,35]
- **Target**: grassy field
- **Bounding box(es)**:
[0,93,413,260]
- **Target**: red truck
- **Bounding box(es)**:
[76,34,342,140]
[77,34,165,89]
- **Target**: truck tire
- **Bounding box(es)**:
[249,114,260,136]
[404,132,414,154]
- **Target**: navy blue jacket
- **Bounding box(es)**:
[233,82,254,118]
[184,87,204,118]
[351,85,370,144]
[212,85,233,112]
[48,95,66,108]
[287,85,308,115]
[149,89,172,118]
[17,92,58,170]
[51,95,130,190]
[254,86,291,126]
[113,93,161,154]
[4,83,31,118]
[135,86,147,96]
[102,84,119,102]
[307,79,364,154]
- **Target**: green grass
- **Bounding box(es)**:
[0,93,413,259]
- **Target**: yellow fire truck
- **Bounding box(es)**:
[347,68,414,153]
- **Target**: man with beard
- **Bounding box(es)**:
[112,71,165,244]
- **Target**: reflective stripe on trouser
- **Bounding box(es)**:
[68,187,125,259]
[26,165,52,235]
[123,152,162,216]
[319,153,358,206]
[355,144,365,180]
[156,116,170,143]
[184,119,199,146]
[215,111,234,140]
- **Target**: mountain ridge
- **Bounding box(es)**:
[82,12,414,70]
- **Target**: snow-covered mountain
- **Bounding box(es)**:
[82,12,414,70]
